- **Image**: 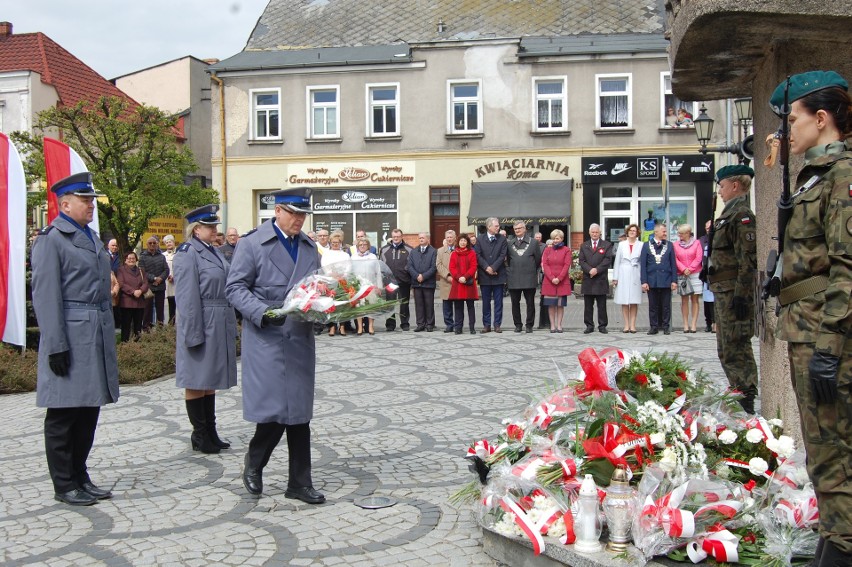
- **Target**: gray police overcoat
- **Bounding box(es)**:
[225,220,320,425]
[31,216,120,408]
[173,238,237,390]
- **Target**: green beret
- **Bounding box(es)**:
[770,71,848,115]
[715,164,754,184]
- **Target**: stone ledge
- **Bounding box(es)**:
[482,525,674,567]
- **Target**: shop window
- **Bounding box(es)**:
[661,73,697,129]
[250,89,281,140]
[308,85,339,139]
[367,83,399,136]
[533,77,567,131]
[596,74,631,129]
[448,80,482,134]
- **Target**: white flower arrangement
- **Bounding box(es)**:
[647,372,664,392]
[718,429,738,445]
[748,457,770,476]
[746,428,766,444]
[766,435,796,459]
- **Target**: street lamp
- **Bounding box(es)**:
[694,99,754,164]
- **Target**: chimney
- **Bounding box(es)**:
[0,22,12,39]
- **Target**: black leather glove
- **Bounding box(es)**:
[731,296,749,320]
[261,313,287,327]
[49,351,71,376]
[808,351,840,405]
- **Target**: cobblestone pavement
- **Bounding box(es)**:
[0,297,756,566]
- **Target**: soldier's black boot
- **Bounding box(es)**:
[808,537,825,567]
[818,540,852,567]
[204,394,230,449]
[185,398,220,454]
[738,386,756,415]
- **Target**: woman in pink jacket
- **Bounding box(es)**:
[673,224,704,332]
[541,229,572,333]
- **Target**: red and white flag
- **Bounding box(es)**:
[43,137,100,233]
[0,132,27,346]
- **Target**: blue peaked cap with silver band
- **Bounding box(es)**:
[185,204,220,225]
[50,172,104,198]
[272,186,313,214]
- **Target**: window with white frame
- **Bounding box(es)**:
[367,83,399,136]
[533,77,567,131]
[448,80,482,134]
[596,74,631,129]
[250,89,281,140]
[308,86,340,139]
[661,73,697,128]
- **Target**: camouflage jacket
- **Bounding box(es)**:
[708,194,756,297]
[778,141,852,353]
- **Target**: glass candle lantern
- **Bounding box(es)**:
[602,466,637,552]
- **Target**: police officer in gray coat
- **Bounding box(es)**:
[173,205,238,454]
[31,172,119,506]
[225,187,325,504]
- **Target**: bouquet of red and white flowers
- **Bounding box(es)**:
[265,260,401,323]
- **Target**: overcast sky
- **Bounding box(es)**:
[4,0,270,79]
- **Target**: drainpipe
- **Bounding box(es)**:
[210,72,228,228]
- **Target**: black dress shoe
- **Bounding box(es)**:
[426,326,435,332]
[285,486,326,504]
[444,327,454,333]
[525,326,533,333]
[663,329,670,335]
[242,454,263,496]
[469,328,476,335]
[480,327,491,334]
[81,482,112,500]
[599,327,608,334]
[454,329,463,335]
[583,328,594,334]
[413,326,425,332]
[55,489,97,506]
[647,328,659,335]
[704,325,712,332]
[401,325,410,331]
[514,326,523,333]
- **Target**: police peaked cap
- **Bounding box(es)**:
[272,187,313,214]
[185,204,220,225]
[50,172,104,198]
[770,71,848,116]
[715,164,754,184]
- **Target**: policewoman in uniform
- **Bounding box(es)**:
[31,172,119,506]
[225,187,325,504]
[771,71,852,567]
[173,205,237,454]
[707,164,758,414]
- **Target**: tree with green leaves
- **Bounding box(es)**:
[12,96,218,255]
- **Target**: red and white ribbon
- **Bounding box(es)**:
[686,528,740,563]
[499,496,545,555]
[774,496,819,528]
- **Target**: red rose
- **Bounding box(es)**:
[743,532,757,544]
[506,424,524,440]
[743,479,756,492]
[677,370,687,381]
[635,373,648,385]
[675,388,683,396]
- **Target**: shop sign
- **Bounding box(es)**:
[469,215,568,225]
[312,188,397,212]
[474,158,570,180]
[582,154,715,183]
[287,162,415,186]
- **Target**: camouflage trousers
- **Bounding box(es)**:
[788,341,852,553]
[713,289,758,395]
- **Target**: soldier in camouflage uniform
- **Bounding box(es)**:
[771,71,852,567]
[707,164,758,414]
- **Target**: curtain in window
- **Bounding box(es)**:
[601,96,627,127]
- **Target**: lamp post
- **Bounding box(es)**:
[694,100,754,165]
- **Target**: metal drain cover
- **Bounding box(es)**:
[354,496,398,509]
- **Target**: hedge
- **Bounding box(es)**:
[0,324,241,395]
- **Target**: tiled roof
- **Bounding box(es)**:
[247,0,664,50]
[0,31,135,109]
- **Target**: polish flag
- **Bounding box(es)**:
[0,132,27,346]
[43,137,100,233]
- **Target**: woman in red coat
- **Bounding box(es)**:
[448,234,479,334]
[541,229,572,332]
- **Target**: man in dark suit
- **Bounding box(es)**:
[578,223,614,333]
[639,223,678,335]
[506,222,541,333]
[407,232,437,331]
[474,217,508,333]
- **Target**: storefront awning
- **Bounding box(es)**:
[468,180,573,225]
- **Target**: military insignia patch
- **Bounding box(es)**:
[741,217,752,225]
[177,242,191,253]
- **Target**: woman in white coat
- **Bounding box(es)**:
[612,224,643,332]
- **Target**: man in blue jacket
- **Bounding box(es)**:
[406,232,437,331]
[639,223,678,334]
[474,217,508,333]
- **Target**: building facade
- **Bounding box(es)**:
[208,0,725,246]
